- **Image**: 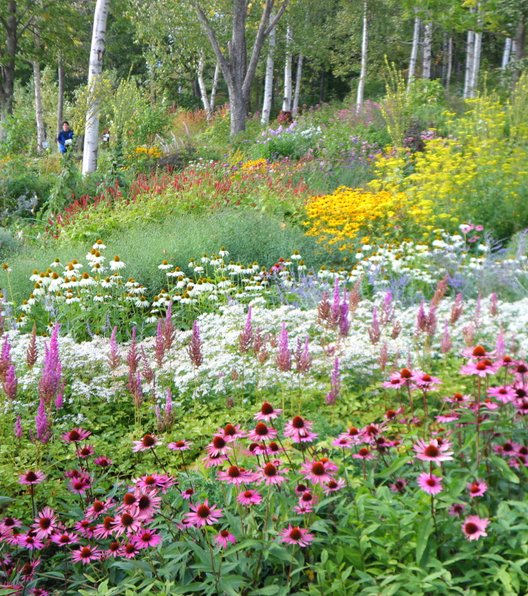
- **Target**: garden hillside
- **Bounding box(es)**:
[1,0,528,593]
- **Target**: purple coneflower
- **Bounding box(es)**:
[417,472,443,495]
[279,525,314,547]
[184,500,223,528]
[462,515,489,541]
[413,438,453,463]
[215,529,236,548]
[467,479,488,498]
[254,401,282,421]
[132,433,161,452]
[237,489,262,507]
[19,470,46,486]
[284,416,318,443]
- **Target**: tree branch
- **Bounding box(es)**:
[265,0,289,36]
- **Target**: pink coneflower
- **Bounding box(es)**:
[0,516,22,533]
[132,490,161,521]
[121,542,140,559]
[77,445,95,459]
[332,436,353,449]
[413,371,441,391]
[258,462,288,485]
[51,531,79,546]
[93,516,115,539]
[462,345,491,360]
[417,472,443,495]
[181,488,195,500]
[255,401,282,421]
[203,452,229,468]
[112,512,142,536]
[215,529,236,548]
[68,473,91,495]
[389,478,408,493]
[467,479,488,498]
[94,455,113,467]
[85,498,113,520]
[300,459,337,485]
[352,447,375,460]
[105,541,122,558]
[16,533,44,550]
[294,503,313,514]
[279,525,314,547]
[444,393,471,406]
[62,428,91,443]
[19,470,46,485]
[132,433,161,452]
[167,439,192,451]
[220,423,246,442]
[460,359,500,377]
[133,473,175,493]
[184,500,223,527]
[413,438,454,462]
[298,490,318,507]
[237,489,262,507]
[487,385,516,403]
[31,589,49,596]
[248,422,277,442]
[264,441,285,456]
[383,368,417,389]
[436,413,460,423]
[462,515,489,541]
[32,507,57,538]
[74,520,96,538]
[132,530,162,549]
[448,503,466,517]
[218,465,256,485]
[284,416,318,443]
[206,435,229,456]
[323,478,346,494]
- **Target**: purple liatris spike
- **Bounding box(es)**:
[378,342,389,371]
[14,415,23,439]
[108,326,121,370]
[325,357,341,405]
[440,321,452,354]
[276,322,291,372]
[35,398,51,444]
[38,323,62,405]
[3,364,17,400]
[425,305,437,337]
[239,306,253,353]
[188,320,203,367]
[339,294,350,337]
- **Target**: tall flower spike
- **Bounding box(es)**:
[0,334,12,381]
[188,320,203,368]
[276,322,291,372]
[381,290,393,324]
[489,293,498,317]
[155,320,165,367]
[495,329,505,360]
[126,327,139,374]
[331,277,341,325]
[35,397,51,444]
[317,292,331,326]
[326,357,341,405]
[450,293,464,324]
[108,326,120,370]
[441,321,452,354]
[296,336,312,374]
[26,322,38,368]
[14,415,23,439]
[239,306,253,354]
[368,306,381,344]
[163,301,175,352]
[339,293,350,337]
[3,364,17,400]
[38,323,62,405]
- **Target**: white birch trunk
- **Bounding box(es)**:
[33,60,45,152]
[502,37,512,69]
[469,31,482,97]
[209,61,220,113]
[197,52,212,117]
[463,30,475,98]
[292,53,303,117]
[407,15,421,91]
[422,21,433,79]
[356,0,368,113]
[282,24,292,112]
[82,0,110,175]
[261,15,276,125]
[446,36,453,89]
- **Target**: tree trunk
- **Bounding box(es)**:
[502,37,512,69]
[209,61,220,113]
[261,13,276,125]
[197,52,212,117]
[469,31,482,97]
[446,36,453,89]
[33,60,45,152]
[515,20,525,61]
[57,55,65,137]
[82,0,110,176]
[356,0,368,113]
[0,0,18,142]
[463,29,475,98]
[422,21,433,79]
[229,89,248,136]
[292,53,303,116]
[282,24,293,112]
[407,14,421,91]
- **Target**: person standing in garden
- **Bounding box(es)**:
[57,121,74,154]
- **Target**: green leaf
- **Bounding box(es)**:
[491,456,519,484]
[415,517,433,566]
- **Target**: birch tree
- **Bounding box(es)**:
[82,0,110,175]
[194,0,289,137]
[261,13,276,125]
[421,20,433,79]
[197,52,220,119]
[356,0,368,113]
[292,53,303,116]
[407,13,421,90]
[282,24,293,112]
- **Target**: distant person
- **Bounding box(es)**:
[57,121,74,154]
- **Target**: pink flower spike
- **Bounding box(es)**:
[467,479,488,498]
[215,529,236,548]
[132,433,161,452]
[417,472,443,495]
[462,515,489,541]
[279,525,314,547]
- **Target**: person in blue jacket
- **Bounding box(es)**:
[57,121,74,154]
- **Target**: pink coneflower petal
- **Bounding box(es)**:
[417,472,443,495]
[132,530,162,549]
[215,529,236,548]
[413,438,453,462]
[94,456,113,467]
[16,533,45,550]
[460,359,500,377]
[220,423,246,442]
[389,478,407,493]
[462,515,489,541]
[448,503,466,517]
[300,459,337,485]
[112,512,142,536]
[32,507,57,538]
[18,470,46,485]
[181,488,195,500]
[206,435,229,456]
[71,545,101,564]
[62,428,92,443]
[120,542,140,558]
[217,465,256,485]
[279,525,314,547]
[352,447,375,460]
[167,439,192,451]
[132,433,161,452]
[184,500,223,528]
[323,478,346,494]
[487,385,516,403]
[51,531,79,546]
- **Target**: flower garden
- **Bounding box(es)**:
[1,82,528,595]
